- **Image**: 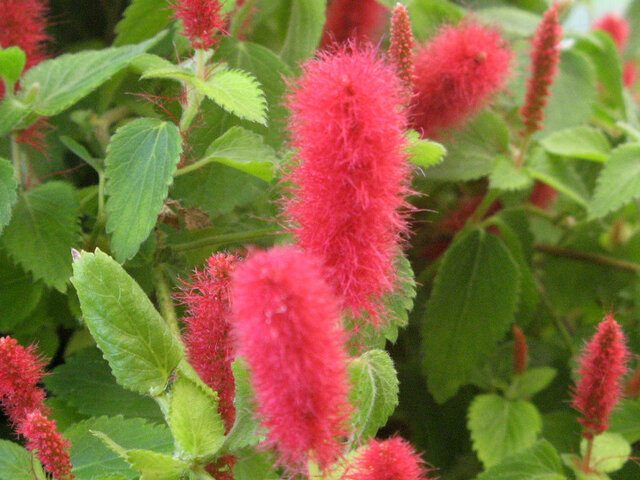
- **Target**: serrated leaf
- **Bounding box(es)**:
[0,96,33,137]
[490,156,533,191]
[0,158,17,233]
[114,0,171,46]
[280,0,325,68]
[196,70,267,125]
[348,349,399,440]
[422,229,520,403]
[406,130,446,169]
[474,439,565,480]
[580,432,631,474]
[223,358,261,452]
[71,249,184,395]
[514,367,557,399]
[105,117,182,262]
[2,181,79,291]
[169,377,226,461]
[19,35,162,116]
[540,126,611,162]
[125,450,188,480]
[0,249,43,329]
[469,393,542,468]
[45,348,163,421]
[610,399,640,443]
[589,144,640,219]
[0,440,35,480]
[233,448,279,480]
[0,46,26,85]
[67,416,173,480]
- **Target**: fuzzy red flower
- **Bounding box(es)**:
[520,3,562,136]
[346,436,431,480]
[231,246,351,471]
[0,0,50,74]
[410,20,511,138]
[572,314,629,437]
[593,13,630,52]
[320,0,388,49]
[171,0,227,50]
[179,253,238,432]
[286,46,411,324]
[389,3,415,95]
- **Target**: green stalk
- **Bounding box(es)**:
[171,228,284,252]
[152,265,181,341]
[10,134,23,191]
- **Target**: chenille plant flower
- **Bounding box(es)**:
[231,246,351,472]
[389,3,415,96]
[593,13,630,52]
[346,436,431,480]
[319,0,388,49]
[286,46,411,324]
[171,0,227,50]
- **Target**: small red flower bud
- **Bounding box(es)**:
[171,0,227,50]
[592,13,630,52]
[389,3,415,95]
[513,325,528,375]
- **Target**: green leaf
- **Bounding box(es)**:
[0,96,33,137]
[514,367,557,399]
[71,249,184,395]
[408,0,463,42]
[0,158,17,234]
[379,254,417,342]
[0,250,43,330]
[45,348,163,421]
[540,127,611,162]
[233,448,279,480]
[469,393,542,468]
[0,46,26,85]
[0,440,35,480]
[60,136,103,173]
[580,432,631,474]
[105,118,182,262]
[2,181,79,291]
[124,450,188,480]
[610,399,640,443]
[19,35,162,116]
[67,416,173,480]
[348,349,399,440]
[223,358,261,452]
[490,156,533,191]
[474,439,566,480]
[196,70,267,125]
[114,0,171,46]
[422,229,520,403]
[476,7,541,37]
[200,126,277,181]
[168,377,226,461]
[406,130,446,169]
[589,144,640,219]
[280,0,325,68]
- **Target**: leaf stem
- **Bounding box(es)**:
[535,244,640,273]
[152,264,182,340]
[179,49,207,132]
[10,134,23,191]
[471,189,500,223]
[582,436,594,473]
[174,155,215,177]
[171,228,284,252]
[97,170,106,221]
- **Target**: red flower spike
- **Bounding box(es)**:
[320,0,388,49]
[529,180,558,210]
[520,3,562,136]
[592,13,630,52]
[171,0,227,50]
[18,410,74,480]
[389,3,416,95]
[512,325,528,375]
[345,436,432,480]
[231,246,351,471]
[572,314,630,437]
[286,46,411,324]
[178,253,238,433]
[623,60,638,89]
[410,20,512,139]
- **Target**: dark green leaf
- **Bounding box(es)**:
[280,0,325,68]
[408,0,463,41]
[540,126,610,162]
[490,156,533,191]
[474,439,565,480]
[0,249,43,330]
[0,158,17,234]
[114,0,172,46]
[610,399,640,443]
[60,136,103,173]
[223,358,261,452]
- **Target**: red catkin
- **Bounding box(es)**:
[171,0,227,50]
[389,3,416,95]
[529,180,558,210]
[512,325,528,375]
[319,0,388,49]
[520,3,562,136]
[592,13,630,52]
[572,314,629,437]
[0,0,50,74]
[286,46,411,324]
[231,246,351,471]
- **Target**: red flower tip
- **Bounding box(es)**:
[18,410,74,480]
[520,3,562,136]
[286,46,411,324]
[623,60,638,89]
[178,253,239,432]
[512,325,528,375]
[320,0,389,49]
[529,180,558,210]
[389,3,416,95]
[346,436,432,480]
[410,20,512,138]
[231,246,351,471]
[572,314,630,437]
[171,0,227,50]
[592,13,630,52]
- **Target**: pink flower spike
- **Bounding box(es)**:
[286,46,411,324]
[231,246,351,471]
[320,0,389,49]
[572,314,630,437]
[389,3,416,95]
[592,13,630,52]
[171,0,227,50]
[346,436,432,480]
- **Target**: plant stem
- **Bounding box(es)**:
[470,189,500,223]
[179,49,207,132]
[171,228,284,252]
[152,265,182,340]
[174,155,215,177]
[97,171,106,221]
[10,134,23,191]
[535,244,640,273]
[582,436,594,473]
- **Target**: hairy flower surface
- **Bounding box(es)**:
[0,0,50,73]
[171,0,226,50]
[572,314,629,437]
[346,436,431,480]
[520,3,562,136]
[320,0,388,49]
[231,246,351,470]
[179,253,238,432]
[593,13,630,52]
[410,20,511,138]
[389,3,415,95]
[286,47,410,323]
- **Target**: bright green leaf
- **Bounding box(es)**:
[476,7,541,37]
[105,117,182,262]
[115,0,171,46]
[71,249,184,395]
[514,367,557,399]
[0,158,17,233]
[223,358,261,452]
[0,96,33,137]
[0,440,35,480]
[580,432,631,474]
[125,450,188,480]
[474,439,565,480]
[0,250,43,330]
[2,181,79,291]
[280,0,325,68]
[408,0,463,41]
[540,127,611,162]
[406,131,446,169]
[490,156,533,191]
[0,46,26,85]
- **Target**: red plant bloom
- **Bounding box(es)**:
[410,20,511,138]
[389,3,415,95]
[320,0,388,49]
[286,46,411,324]
[572,314,629,437]
[0,0,50,74]
[18,410,74,480]
[593,13,630,52]
[520,3,562,136]
[231,246,351,471]
[529,180,558,210]
[171,0,227,50]
[179,253,238,432]
[346,436,431,480]
[512,325,528,375]
[623,60,638,88]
